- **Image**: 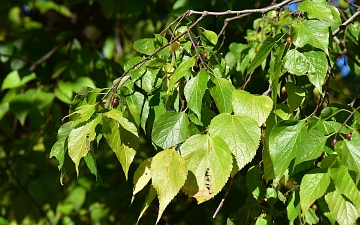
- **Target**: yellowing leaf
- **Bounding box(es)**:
[181,134,232,203]
[151,149,187,224]
[132,158,152,203]
[68,114,102,175]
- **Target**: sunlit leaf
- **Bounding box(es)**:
[168,58,195,91]
[325,189,359,225]
[232,90,273,126]
[132,158,152,203]
[209,76,235,114]
[300,169,330,215]
[181,134,232,203]
[283,49,327,93]
[68,114,102,175]
[209,113,260,172]
[151,149,187,224]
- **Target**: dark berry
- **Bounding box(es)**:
[331,139,338,147]
[346,132,352,141]
[311,203,318,211]
[259,199,268,207]
[281,86,286,94]
[316,152,324,163]
[286,36,292,44]
[112,99,119,107]
[196,56,201,64]
[202,52,207,60]
[193,64,200,72]
[191,42,196,49]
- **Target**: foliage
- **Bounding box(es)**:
[1,0,360,224]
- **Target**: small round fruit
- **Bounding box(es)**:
[286,36,292,44]
[331,139,338,147]
[316,152,324,162]
[259,199,268,207]
[112,99,119,107]
[346,132,352,141]
[193,64,200,72]
[281,86,286,94]
[311,203,318,211]
[196,56,201,64]
[202,52,207,60]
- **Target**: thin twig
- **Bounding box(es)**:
[212,176,234,218]
[332,10,360,36]
[337,105,360,135]
[30,43,65,71]
[188,0,296,17]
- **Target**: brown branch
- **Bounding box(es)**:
[187,0,296,16]
[332,10,360,37]
[6,164,51,224]
[30,43,65,71]
[212,176,234,218]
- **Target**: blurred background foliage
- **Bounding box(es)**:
[0,0,359,224]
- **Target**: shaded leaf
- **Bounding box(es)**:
[269,120,306,178]
[151,112,189,149]
[184,69,209,120]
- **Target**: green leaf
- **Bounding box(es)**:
[125,91,149,131]
[305,209,319,225]
[151,149,187,224]
[83,150,104,184]
[71,104,96,128]
[209,76,235,114]
[336,131,360,182]
[137,185,157,223]
[151,112,189,149]
[209,114,260,171]
[68,114,102,175]
[329,164,360,214]
[283,49,327,93]
[325,189,359,225]
[200,30,218,48]
[181,134,232,203]
[287,191,301,224]
[298,0,334,21]
[132,158,152,203]
[133,38,155,55]
[50,137,67,170]
[285,82,305,112]
[247,34,281,74]
[184,69,209,120]
[102,116,139,180]
[246,165,263,200]
[0,102,9,121]
[168,58,195,91]
[292,20,329,54]
[232,90,273,126]
[1,70,36,90]
[269,120,306,178]
[295,129,326,166]
[300,170,330,215]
